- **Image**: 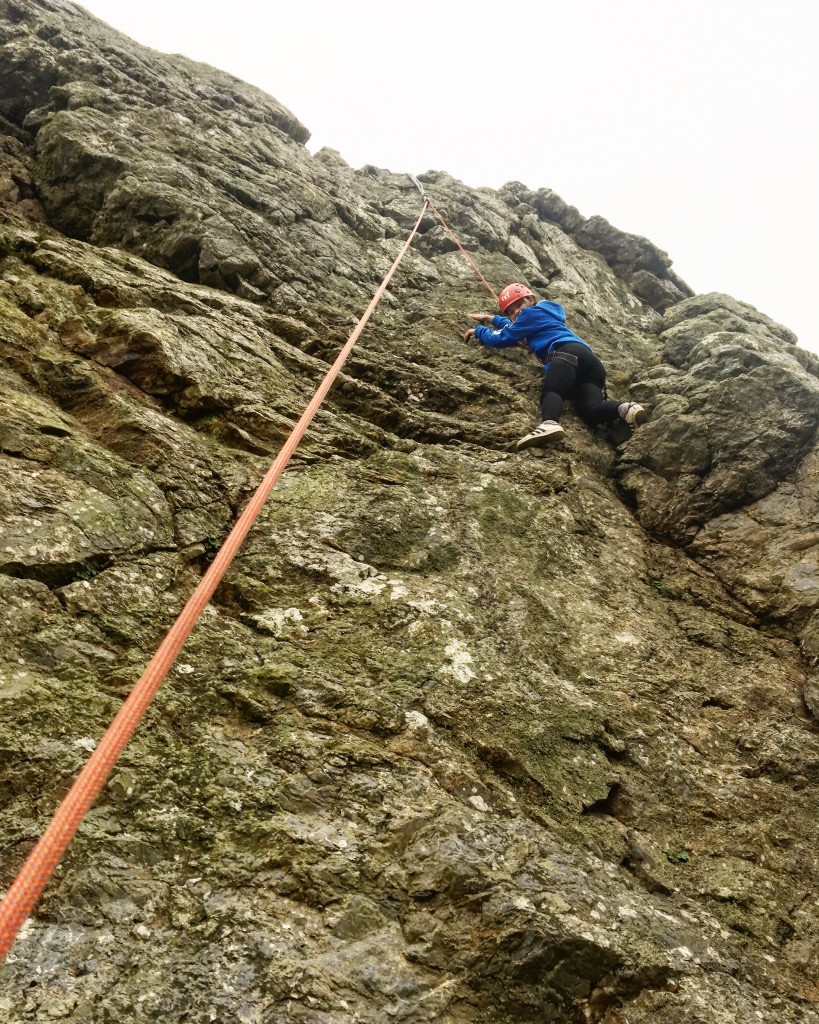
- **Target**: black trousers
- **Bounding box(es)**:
[540,342,621,425]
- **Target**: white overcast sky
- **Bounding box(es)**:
[77,0,817,353]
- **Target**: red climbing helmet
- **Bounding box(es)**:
[498,282,535,316]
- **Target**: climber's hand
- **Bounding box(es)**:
[469,313,493,324]
[463,328,476,342]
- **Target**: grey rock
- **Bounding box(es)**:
[804,673,819,718]
[618,293,819,543]
[1,3,818,1023]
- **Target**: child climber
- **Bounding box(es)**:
[464,282,647,449]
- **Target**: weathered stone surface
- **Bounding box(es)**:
[0,118,47,230]
[1,3,818,1024]
[618,293,819,544]
[503,184,693,312]
[687,448,819,660]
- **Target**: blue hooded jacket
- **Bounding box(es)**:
[474,300,591,366]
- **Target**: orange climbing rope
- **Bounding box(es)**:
[409,174,498,303]
[429,199,499,303]
[0,197,430,963]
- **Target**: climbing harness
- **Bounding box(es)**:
[0,176,496,963]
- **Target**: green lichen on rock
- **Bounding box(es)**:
[1,2,819,1023]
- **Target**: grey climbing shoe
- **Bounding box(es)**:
[516,420,565,449]
[618,402,647,426]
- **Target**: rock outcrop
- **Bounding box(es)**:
[1,3,818,1023]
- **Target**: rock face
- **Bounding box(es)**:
[1,3,818,1023]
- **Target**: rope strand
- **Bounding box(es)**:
[427,198,498,303]
[0,198,430,964]
[0,177,501,962]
